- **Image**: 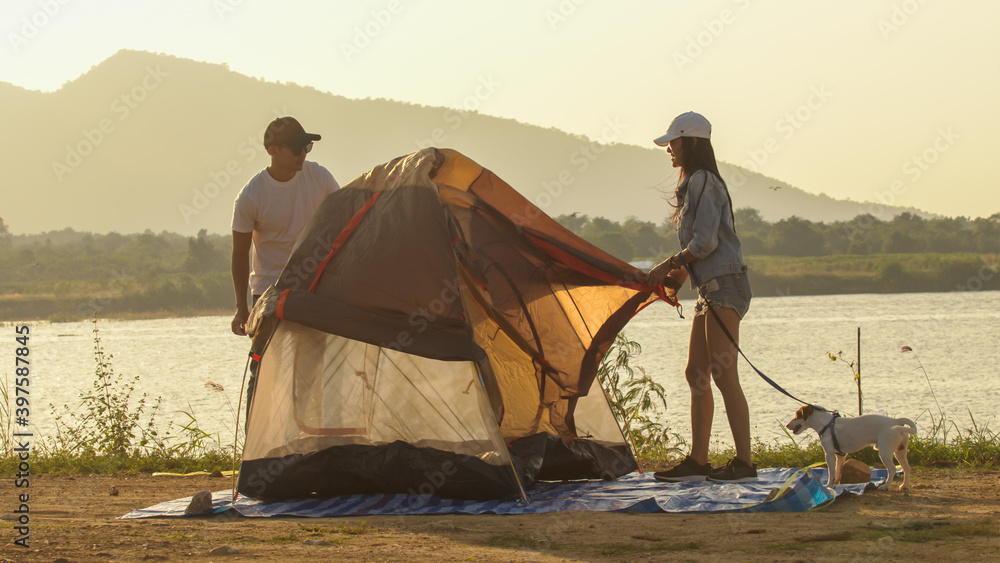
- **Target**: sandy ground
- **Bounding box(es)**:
[2,467,998,562]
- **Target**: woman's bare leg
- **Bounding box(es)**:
[705,307,752,464]
[685,314,714,465]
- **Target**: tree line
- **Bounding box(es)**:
[0,225,231,320]
[555,209,1000,262]
[1,208,998,321]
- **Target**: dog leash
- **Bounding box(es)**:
[671,254,822,408]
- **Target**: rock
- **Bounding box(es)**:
[303,539,332,546]
[840,459,871,484]
[185,490,213,514]
[1,513,17,521]
[110,486,119,496]
[210,470,224,478]
[877,536,895,545]
[209,546,239,556]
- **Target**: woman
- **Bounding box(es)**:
[646,111,755,482]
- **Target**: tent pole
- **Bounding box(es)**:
[232,353,252,502]
[475,363,529,503]
[234,320,279,502]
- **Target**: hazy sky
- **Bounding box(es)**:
[4,0,999,218]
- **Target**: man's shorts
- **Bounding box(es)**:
[693,273,752,320]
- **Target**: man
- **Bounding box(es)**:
[230,116,340,336]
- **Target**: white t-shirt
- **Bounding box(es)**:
[231,160,340,294]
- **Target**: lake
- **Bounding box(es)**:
[15,291,999,451]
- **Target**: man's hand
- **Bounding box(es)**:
[231,230,253,336]
[232,309,249,336]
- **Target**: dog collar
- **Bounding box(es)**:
[817,411,846,457]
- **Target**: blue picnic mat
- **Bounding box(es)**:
[121,466,888,519]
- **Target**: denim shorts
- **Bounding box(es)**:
[693,273,752,319]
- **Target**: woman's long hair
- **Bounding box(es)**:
[669,137,735,228]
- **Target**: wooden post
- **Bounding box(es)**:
[857,327,863,416]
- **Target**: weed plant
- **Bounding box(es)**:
[0,316,237,474]
[598,333,683,461]
[48,315,167,458]
[827,348,862,416]
[0,370,13,458]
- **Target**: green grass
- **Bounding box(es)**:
[161,532,205,542]
[764,542,816,551]
[267,532,303,544]
[297,524,334,535]
[746,252,999,295]
[702,431,1000,471]
[722,414,1000,470]
[0,448,236,475]
[8,426,993,476]
[335,521,369,535]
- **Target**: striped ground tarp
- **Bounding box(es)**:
[120,467,889,519]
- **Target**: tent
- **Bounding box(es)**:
[238,148,672,501]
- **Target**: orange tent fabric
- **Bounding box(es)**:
[239,148,669,501]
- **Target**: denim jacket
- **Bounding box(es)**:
[676,170,747,286]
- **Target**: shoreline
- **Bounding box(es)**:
[6,288,1000,324]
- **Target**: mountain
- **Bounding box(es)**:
[1,50,932,236]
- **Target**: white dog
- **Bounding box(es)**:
[786,405,916,490]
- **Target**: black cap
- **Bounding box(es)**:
[263,117,321,148]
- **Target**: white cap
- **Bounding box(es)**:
[653,111,711,146]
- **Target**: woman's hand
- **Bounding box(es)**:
[648,255,688,296]
[647,259,674,287]
[649,253,684,283]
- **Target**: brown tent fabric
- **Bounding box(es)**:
[238,148,670,501]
